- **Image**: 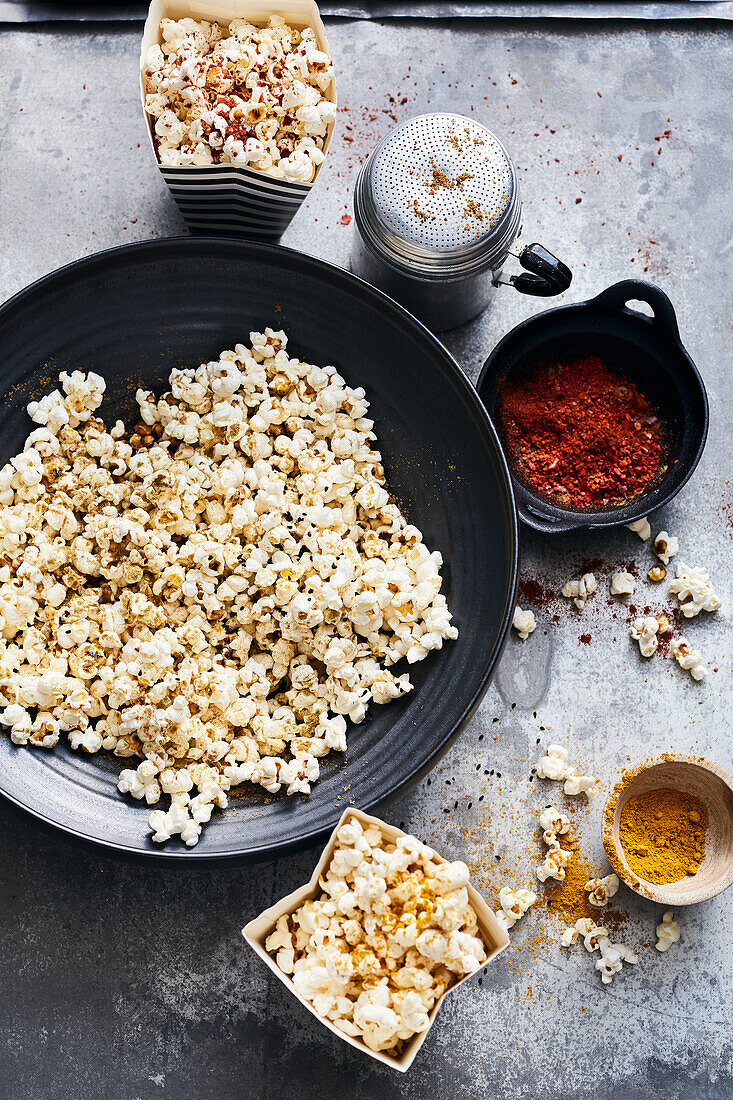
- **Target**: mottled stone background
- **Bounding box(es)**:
[0,15,730,1100]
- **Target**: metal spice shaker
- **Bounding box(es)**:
[352,113,571,331]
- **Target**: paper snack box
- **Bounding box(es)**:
[140,0,336,239]
[242,808,510,1072]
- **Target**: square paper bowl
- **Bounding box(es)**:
[242,808,510,1072]
[140,0,336,239]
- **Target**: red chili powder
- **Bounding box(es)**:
[497,356,664,509]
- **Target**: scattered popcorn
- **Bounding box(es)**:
[561,920,637,985]
[536,744,597,798]
[670,637,707,681]
[262,817,487,1053]
[653,531,679,565]
[538,806,570,843]
[0,335,457,846]
[576,917,609,953]
[595,941,639,984]
[630,615,660,657]
[496,886,537,931]
[561,572,597,611]
[610,570,635,596]
[647,564,667,583]
[536,744,570,782]
[669,562,721,618]
[563,772,598,797]
[655,910,681,952]
[512,606,537,641]
[536,845,572,883]
[584,873,620,908]
[536,803,574,882]
[626,516,651,540]
[595,953,620,985]
[143,16,335,182]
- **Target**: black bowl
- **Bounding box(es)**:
[477,280,709,533]
[0,237,517,860]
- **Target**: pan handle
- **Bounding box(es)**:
[520,503,583,534]
[591,280,681,340]
[509,243,572,297]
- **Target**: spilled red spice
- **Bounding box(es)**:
[517,577,561,622]
[517,577,555,609]
[718,498,733,533]
[497,356,665,509]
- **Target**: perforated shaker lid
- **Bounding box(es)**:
[354,113,522,278]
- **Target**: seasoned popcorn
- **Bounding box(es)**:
[512,605,536,641]
[655,910,681,952]
[669,562,721,618]
[495,885,537,931]
[536,844,572,883]
[670,637,707,681]
[626,516,651,540]
[656,614,671,635]
[143,16,335,182]
[535,800,573,882]
[560,925,578,947]
[653,530,679,566]
[536,744,597,798]
[630,615,660,657]
[538,806,570,845]
[595,940,638,984]
[561,572,597,611]
[0,333,457,846]
[563,917,638,985]
[575,917,609,953]
[584,873,620,908]
[564,772,598,797]
[610,569,635,596]
[264,817,487,1053]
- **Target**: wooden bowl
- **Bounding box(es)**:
[602,754,733,905]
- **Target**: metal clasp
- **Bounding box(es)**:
[495,243,572,297]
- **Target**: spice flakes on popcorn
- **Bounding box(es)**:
[0,331,457,846]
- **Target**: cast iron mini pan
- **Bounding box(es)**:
[477,280,708,533]
[0,238,517,861]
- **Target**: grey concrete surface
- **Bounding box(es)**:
[0,17,731,1100]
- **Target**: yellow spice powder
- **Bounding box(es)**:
[619,787,708,884]
[542,837,595,924]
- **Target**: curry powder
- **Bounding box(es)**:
[542,836,595,923]
[619,787,708,885]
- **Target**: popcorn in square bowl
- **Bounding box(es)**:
[242,809,509,1071]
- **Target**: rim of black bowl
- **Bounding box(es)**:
[476,282,709,534]
[0,236,519,862]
